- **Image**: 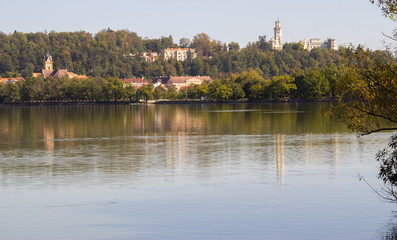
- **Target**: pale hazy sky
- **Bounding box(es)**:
[2,0,396,49]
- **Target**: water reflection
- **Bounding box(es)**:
[0,103,342,143]
[0,103,350,187]
[275,134,284,186]
[379,213,397,240]
[0,103,393,240]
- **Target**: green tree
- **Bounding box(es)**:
[268,75,297,99]
[230,69,266,99]
[332,47,397,135]
[166,86,178,100]
[377,134,397,202]
[124,83,137,102]
[228,42,240,52]
[153,86,166,100]
[20,77,44,101]
[179,38,191,48]
[191,33,213,57]
[140,85,153,102]
[217,84,233,101]
[295,70,329,100]
[331,0,397,202]
[105,77,124,101]
[370,0,397,19]
[230,82,245,100]
[195,83,209,100]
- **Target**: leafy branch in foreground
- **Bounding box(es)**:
[331,47,397,136]
[370,0,397,20]
[331,45,397,203]
[377,134,397,203]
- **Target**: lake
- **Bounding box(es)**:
[0,103,395,240]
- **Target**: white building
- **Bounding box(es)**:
[164,48,197,61]
[269,21,283,50]
[155,76,212,91]
[300,38,337,51]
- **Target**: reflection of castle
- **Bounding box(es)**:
[275,134,285,186]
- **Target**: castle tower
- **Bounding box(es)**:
[44,51,53,71]
[270,20,283,50]
[274,20,283,46]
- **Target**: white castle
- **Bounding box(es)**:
[300,38,337,51]
[266,20,337,51]
[269,20,283,50]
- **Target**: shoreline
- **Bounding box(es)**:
[0,98,335,107]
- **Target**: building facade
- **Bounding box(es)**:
[156,76,212,91]
[269,21,283,50]
[163,48,197,61]
[300,38,337,51]
[121,78,149,89]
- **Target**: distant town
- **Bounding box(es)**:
[0,20,345,103]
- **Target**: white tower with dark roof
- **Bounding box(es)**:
[270,20,283,50]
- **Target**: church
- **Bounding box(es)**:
[32,51,88,79]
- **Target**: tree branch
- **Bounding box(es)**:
[382,31,397,41]
[351,105,397,124]
[359,127,397,136]
[359,174,397,203]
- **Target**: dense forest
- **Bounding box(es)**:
[0,29,384,103]
[0,29,341,79]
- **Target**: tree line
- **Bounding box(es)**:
[0,64,343,103]
[0,30,341,80]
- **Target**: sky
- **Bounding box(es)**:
[2,0,396,50]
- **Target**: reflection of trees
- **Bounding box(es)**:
[0,103,347,181]
[379,215,397,240]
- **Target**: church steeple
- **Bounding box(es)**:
[44,51,53,71]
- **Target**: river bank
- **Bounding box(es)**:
[0,98,337,107]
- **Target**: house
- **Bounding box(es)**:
[156,76,212,91]
[121,78,149,89]
[163,48,197,61]
[0,77,24,84]
[137,52,159,62]
[126,52,159,62]
[33,51,88,79]
[300,38,337,51]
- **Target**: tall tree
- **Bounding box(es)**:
[331,0,397,202]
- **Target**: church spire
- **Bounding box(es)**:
[44,51,53,71]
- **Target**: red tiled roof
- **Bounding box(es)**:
[135,84,149,90]
[51,69,69,78]
[165,48,191,51]
[0,77,24,83]
[42,69,53,78]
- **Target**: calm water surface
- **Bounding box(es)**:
[0,103,395,240]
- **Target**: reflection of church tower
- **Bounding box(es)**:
[43,125,55,166]
[44,51,53,71]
